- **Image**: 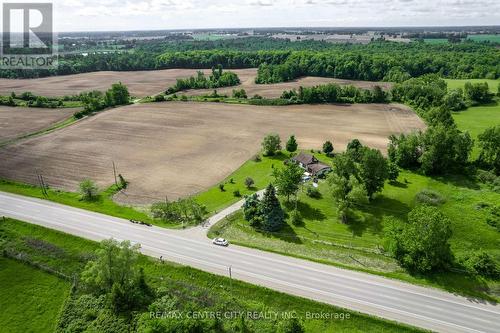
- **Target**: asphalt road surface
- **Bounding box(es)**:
[1,191,499,333]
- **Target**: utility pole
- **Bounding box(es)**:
[112,161,118,186]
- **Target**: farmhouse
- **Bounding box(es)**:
[291,152,332,177]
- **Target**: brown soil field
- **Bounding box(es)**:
[0,68,391,99]
[0,106,78,142]
[0,69,254,98]
[184,69,393,98]
[0,102,423,205]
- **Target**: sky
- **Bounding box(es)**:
[6,0,500,32]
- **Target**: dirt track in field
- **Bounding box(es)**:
[0,101,423,205]
[0,106,78,142]
[0,68,391,99]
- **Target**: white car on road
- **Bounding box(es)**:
[212,238,229,246]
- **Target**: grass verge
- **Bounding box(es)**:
[208,163,500,302]
[0,218,425,333]
[0,179,175,228]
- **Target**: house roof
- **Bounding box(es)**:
[307,162,331,174]
[292,152,317,166]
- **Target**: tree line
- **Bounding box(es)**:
[166,66,240,94]
[1,40,498,80]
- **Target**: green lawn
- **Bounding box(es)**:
[445,79,499,93]
[445,79,500,157]
[209,159,500,301]
[0,257,70,333]
[0,218,424,333]
[422,38,450,44]
[453,102,500,144]
[467,34,500,43]
[194,152,289,213]
[0,179,175,228]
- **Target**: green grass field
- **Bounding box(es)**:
[0,257,70,333]
[467,34,500,43]
[208,153,500,301]
[453,102,500,140]
[0,218,424,333]
[0,179,175,228]
[444,79,500,157]
[422,38,450,44]
[194,153,288,212]
[445,79,499,93]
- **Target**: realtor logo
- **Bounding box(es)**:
[1,3,57,69]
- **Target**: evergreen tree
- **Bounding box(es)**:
[286,135,298,153]
[260,184,284,231]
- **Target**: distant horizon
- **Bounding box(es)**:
[55,25,500,35]
[16,0,499,33]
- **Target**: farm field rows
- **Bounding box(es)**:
[0,68,392,99]
[0,101,424,205]
[0,68,253,98]
[0,106,78,142]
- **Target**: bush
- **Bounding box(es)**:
[460,251,500,279]
[486,205,500,231]
[218,184,225,192]
[153,94,165,102]
[244,177,255,188]
[79,179,99,201]
[252,154,262,162]
[306,185,321,199]
[233,190,241,197]
[277,318,305,333]
[150,198,207,225]
[414,189,446,206]
[116,174,127,189]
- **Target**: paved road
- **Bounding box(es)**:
[1,191,499,333]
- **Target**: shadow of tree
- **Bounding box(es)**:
[388,180,408,189]
[348,196,411,237]
[287,201,326,221]
[413,270,498,305]
[257,222,303,244]
[431,173,481,191]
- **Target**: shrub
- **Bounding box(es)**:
[277,318,305,333]
[460,251,500,279]
[415,189,446,206]
[118,174,128,189]
[252,154,262,162]
[244,177,255,188]
[153,94,165,102]
[151,198,207,225]
[218,184,225,192]
[79,179,99,201]
[306,185,321,199]
[233,190,241,197]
